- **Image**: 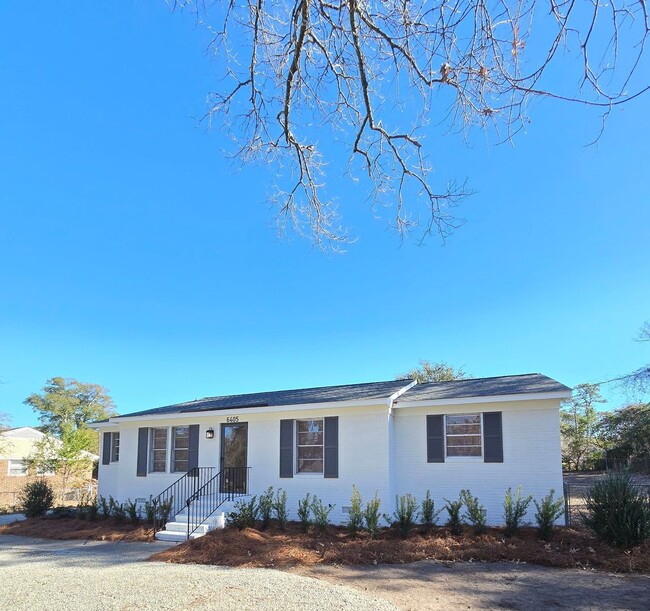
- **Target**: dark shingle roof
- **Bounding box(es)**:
[117,379,411,418]
[396,373,570,403]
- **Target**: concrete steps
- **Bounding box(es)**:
[154,500,239,542]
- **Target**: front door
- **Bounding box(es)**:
[220,422,248,494]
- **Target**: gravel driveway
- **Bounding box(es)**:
[0,535,396,611]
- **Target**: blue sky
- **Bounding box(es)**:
[1,3,648,427]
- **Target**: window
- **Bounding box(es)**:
[296,419,324,473]
[36,464,56,476]
[8,460,28,477]
[446,414,482,457]
[172,426,190,473]
[149,428,168,473]
[110,432,120,462]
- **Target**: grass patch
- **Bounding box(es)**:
[150,521,650,573]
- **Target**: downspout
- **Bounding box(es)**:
[387,380,417,516]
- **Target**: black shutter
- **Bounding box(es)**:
[483,412,503,463]
[188,424,200,475]
[324,416,339,478]
[136,427,149,477]
[102,432,111,465]
[279,419,294,478]
[427,415,445,463]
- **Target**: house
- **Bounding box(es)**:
[0,427,97,510]
[91,373,571,541]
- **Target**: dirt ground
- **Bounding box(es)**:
[293,560,650,610]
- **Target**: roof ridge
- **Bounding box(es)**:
[415,372,543,385]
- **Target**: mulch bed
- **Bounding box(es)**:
[150,522,650,573]
[0,516,153,542]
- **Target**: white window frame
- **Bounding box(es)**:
[110,432,120,463]
[295,418,324,474]
[8,459,29,477]
[171,426,190,473]
[149,427,169,473]
[445,413,483,459]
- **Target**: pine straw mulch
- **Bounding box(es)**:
[150,522,650,574]
[0,516,153,542]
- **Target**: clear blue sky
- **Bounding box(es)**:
[1,3,648,427]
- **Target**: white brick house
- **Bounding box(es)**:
[92,374,570,540]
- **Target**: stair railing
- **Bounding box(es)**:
[185,466,251,539]
[151,466,215,534]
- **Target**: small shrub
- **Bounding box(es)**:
[125,499,140,524]
[583,471,650,549]
[111,500,127,524]
[273,489,288,530]
[226,496,258,529]
[503,486,533,536]
[346,485,364,535]
[311,496,335,531]
[258,486,274,530]
[19,480,55,518]
[144,497,156,525]
[390,494,419,538]
[157,497,174,527]
[444,497,463,536]
[534,489,564,541]
[99,496,111,519]
[297,493,312,533]
[459,489,487,534]
[364,493,382,539]
[420,490,441,532]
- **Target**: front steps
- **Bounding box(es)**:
[154,499,238,542]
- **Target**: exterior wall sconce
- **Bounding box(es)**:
[205,427,215,440]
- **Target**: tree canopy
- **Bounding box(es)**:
[172,0,650,247]
[24,377,117,454]
[398,360,468,383]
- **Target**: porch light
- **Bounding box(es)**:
[205,427,215,440]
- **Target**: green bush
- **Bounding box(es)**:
[111,499,127,524]
[297,493,312,533]
[459,489,487,534]
[99,496,111,519]
[273,489,288,530]
[503,486,533,536]
[390,494,419,538]
[144,497,156,525]
[226,496,258,529]
[157,497,174,527]
[534,489,564,541]
[420,490,441,532]
[346,486,364,535]
[257,486,274,530]
[583,472,650,549]
[19,479,55,518]
[311,496,335,531]
[444,497,463,536]
[364,493,382,539]
[125,499,140,524]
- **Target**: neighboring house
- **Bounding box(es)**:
[92,373,571,541]
[0,427,97,510]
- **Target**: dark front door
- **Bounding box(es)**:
[220,422,248,494]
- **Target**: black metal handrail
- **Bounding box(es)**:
[152,467,215,534]
[185,466,251,539]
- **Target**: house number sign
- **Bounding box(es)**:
[226,416,240,423]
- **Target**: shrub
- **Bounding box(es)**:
[364,493,382,539]
[125,499,140,524]
[87,497,99,521]
[311,496,335,531]
[583,471,650,549]
[297,493,312,533]
[78,493,98,522]
[157,497,174,527]
[503,486,533,536]
[258,486,274,529]
[99,496,111,519]
[273,489,288,530]
[346,486,364,535]
[111,500,127,524]
[420,490,441,532]
[144,497,156,525]
[226,496,258,529]
[19,479,55,518]
[534,489,564,541]
[390,494,419,538]
[444,497,463,536]
[459,489,487,534]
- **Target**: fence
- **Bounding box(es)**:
[563,480,650,527]
[1,483,96,512]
